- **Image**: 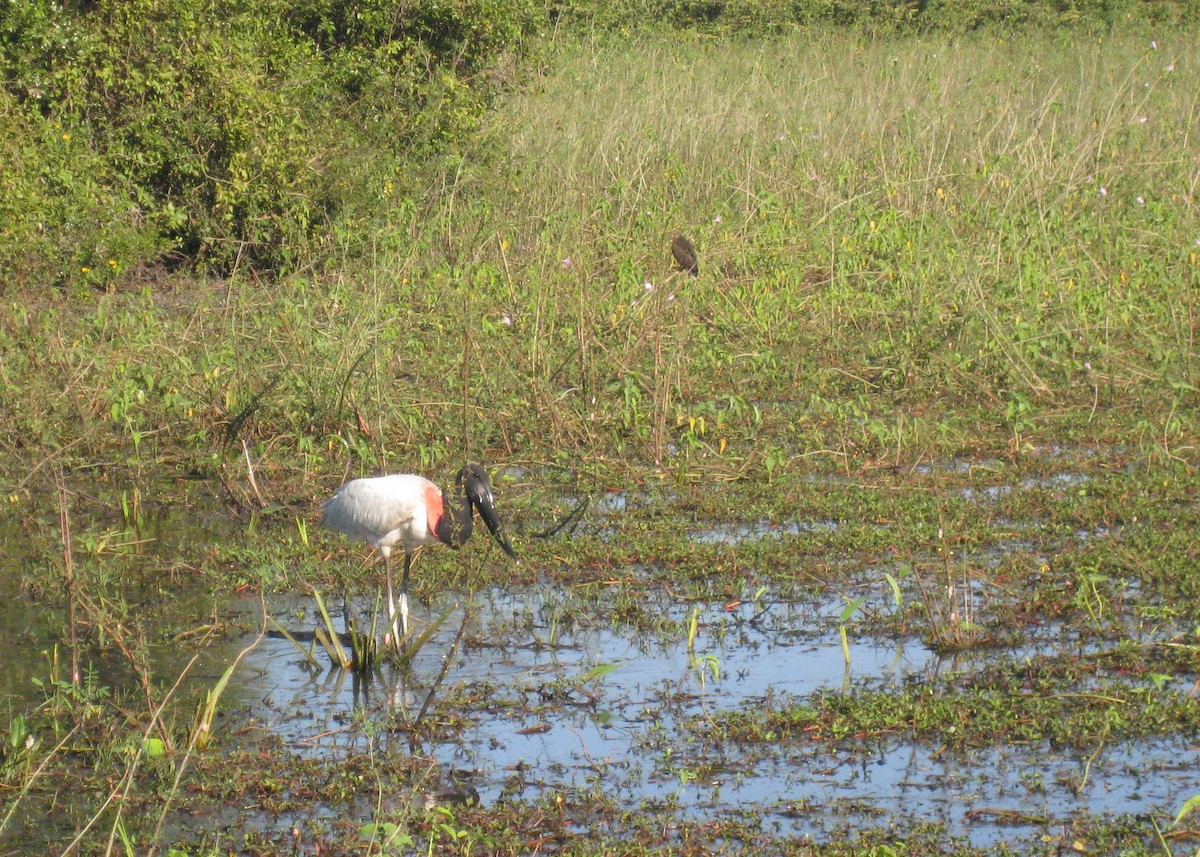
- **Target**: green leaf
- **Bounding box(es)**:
[578,662,621,683]
[883,573,903,607]
[1173,794,1200,826]
[360,821,399,839]
[840,596,866,622]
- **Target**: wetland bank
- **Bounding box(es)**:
[3,2,1200,855]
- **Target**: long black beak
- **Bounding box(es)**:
[459,464,517,559]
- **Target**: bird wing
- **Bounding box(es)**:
[320,474,437,550]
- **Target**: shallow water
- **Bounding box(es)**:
[191,584,1199,850]
[2,462,1197,852]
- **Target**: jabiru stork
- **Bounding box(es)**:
[320,464,517,644]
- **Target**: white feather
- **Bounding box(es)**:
[319,474,444,559]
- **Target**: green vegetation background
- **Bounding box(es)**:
[3,6,1200,852]
[1,0,1198,497]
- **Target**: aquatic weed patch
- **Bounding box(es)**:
[711,650,1200,750]
[5,527,1200,854]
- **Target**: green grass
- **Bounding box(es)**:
[3,26,1199,506]
[3,21,1200,857]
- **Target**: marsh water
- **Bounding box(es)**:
[207,590,1198,848]
[1,460,1198,854]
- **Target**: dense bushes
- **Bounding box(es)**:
[551,0,1194,32]
[0,0,543,288]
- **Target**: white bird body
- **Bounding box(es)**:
[320,465,516,647]
[320,474,446,560]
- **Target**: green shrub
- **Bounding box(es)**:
[0,90,165,291]
[0,0,543,285]
[550,0,1193,33]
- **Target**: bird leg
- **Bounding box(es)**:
[383,551,401,649]
[398,552,412,641]
[382,551,414,651]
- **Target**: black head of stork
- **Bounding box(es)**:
[435,463,518,559]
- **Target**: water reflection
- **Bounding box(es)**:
[2,480,1195,852]
[184,586,1196,848]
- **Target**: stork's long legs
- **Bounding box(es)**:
[383,552,400,647]
[398,552,412,641]
[382,550,413,648]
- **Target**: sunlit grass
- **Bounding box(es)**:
[484,27,1199,422]
[2,26,1198,494]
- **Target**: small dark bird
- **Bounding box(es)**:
[670,234,699,276]
[320,464,517,643]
